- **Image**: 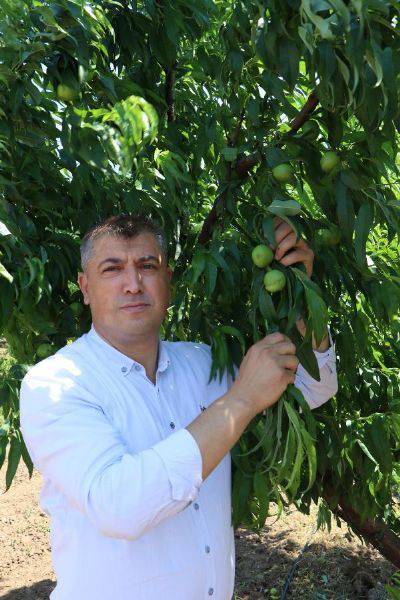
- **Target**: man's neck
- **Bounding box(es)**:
[93,324,160,384]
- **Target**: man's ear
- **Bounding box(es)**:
[78,271,90,305]
[167,267,173,282]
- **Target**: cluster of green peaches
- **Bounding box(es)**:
[251,244,286,293]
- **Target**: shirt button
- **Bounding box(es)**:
[208,588,214,596]
[193,503,199,510]
[169,422,175,429]
[134,365,141,372]
[121,366,127,373]
[205,545,210,554]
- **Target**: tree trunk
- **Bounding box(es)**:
[323,489,400,568]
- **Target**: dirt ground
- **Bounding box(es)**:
[0,460,396,600]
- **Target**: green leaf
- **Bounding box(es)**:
[20,435,33,477]
[5,435,21,490]
[291,327,321,382]
[258,286,278,328]
[222,147,238,162]
[191,251,206,284]
[231,467,252,529]
[0,436,8,472]
[267,199,301,217]
[210,247,234,287]
[262,216,277,248]
[354,202,374,269]
[291,268,328,346]
[220,325,245,355]
[283,401,304,498]
[253,470,269,529]
[0,261,13,283]
[366,415,392,473]
[335,180,354,242]
[205,257,217,296]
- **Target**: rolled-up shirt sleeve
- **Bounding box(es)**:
[19,362,203,541]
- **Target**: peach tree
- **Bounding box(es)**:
[1,0,400,564]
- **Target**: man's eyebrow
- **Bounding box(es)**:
[97,255,161,269]
[136,255,160,263]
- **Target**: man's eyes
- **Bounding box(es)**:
[103,264,157,272]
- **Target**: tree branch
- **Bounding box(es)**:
[165,63,176,123]
[236,89,319,178]
[323,486,400,568]
[198,110,245,245]
[199,90,319,245]
[289,90,318,134]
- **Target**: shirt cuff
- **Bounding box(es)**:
[152,428,203,503]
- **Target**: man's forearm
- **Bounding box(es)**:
[186,390,256,481]
[295,318,330,352]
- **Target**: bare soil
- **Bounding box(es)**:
[0,460,396,600]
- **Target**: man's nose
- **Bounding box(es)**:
[122,266,143,294]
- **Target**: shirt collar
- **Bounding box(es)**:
[87,324,170,377]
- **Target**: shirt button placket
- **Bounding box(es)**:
[192,503,215,598]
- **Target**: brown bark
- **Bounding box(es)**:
[198,110,245,245]
[198,166,233,245]
[289,90,318,134]
[324,489,400,568]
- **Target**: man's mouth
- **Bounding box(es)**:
[120,303,149,312]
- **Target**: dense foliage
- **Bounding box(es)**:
[1,0,400,559]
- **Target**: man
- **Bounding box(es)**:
[20,214,338,600]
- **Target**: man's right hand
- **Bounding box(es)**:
[186,332,299,481]
[230,332,299,418]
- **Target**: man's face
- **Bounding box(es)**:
[78,232,172,342]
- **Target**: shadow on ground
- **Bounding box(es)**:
[1,580,55,600]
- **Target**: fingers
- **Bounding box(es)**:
[274,220,293,246]
[259,332,288,345]
[284,368,297,384]
[251,333,295,356]
[275,231,297,260]
[266,341,297,356]
[277,354,300,372]
[272,217,314,278]
[255,336,298,361]
[279,249,313,277]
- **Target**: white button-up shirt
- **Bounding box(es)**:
[20,324,338,600]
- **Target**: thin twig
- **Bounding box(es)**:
[165,63,177,122]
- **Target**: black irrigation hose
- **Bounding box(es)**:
[279,520,318,600]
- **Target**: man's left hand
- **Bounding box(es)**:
[273,217,330,352]
[273,217,314,278]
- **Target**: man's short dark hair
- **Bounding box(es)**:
[80,214,168,271]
